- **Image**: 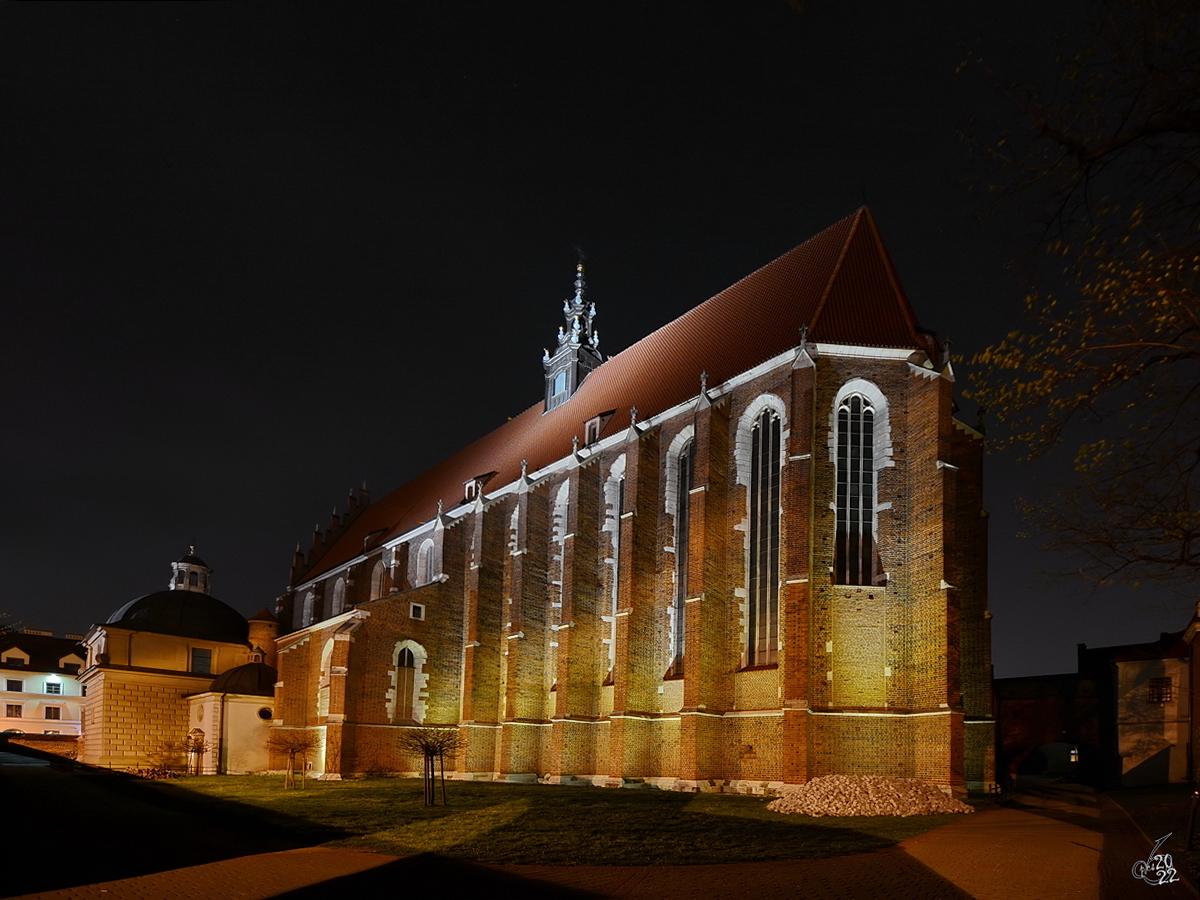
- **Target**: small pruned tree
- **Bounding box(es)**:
[266,730,319,789]
[396,725,462,806]
[182,731,208,776]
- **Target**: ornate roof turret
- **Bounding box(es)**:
[543,261,603,411]
[170,546,213,594]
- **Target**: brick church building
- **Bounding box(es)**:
[272,208,994,794]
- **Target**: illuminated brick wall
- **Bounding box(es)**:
[272,347,992,793]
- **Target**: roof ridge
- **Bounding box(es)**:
[807,206,864,331]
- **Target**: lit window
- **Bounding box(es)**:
[747,409,781,666]
[553,370,567,397]
[1149,677,1173,703]
[5,679,22,692]
[671,440,694,673]
[6,704,21,718]
[191,648,212,674]
[834,393,884,586]
[44,707,60,720]
[45,682,62,695]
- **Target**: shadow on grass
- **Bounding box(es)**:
[0,748,352,898]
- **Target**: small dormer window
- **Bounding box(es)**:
[463,472,497,503]
[584,409,616,446]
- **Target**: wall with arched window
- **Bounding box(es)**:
[415,538,437,587]
[385,640,428,723]
[828,379,892,586]
[664,428,695,673]
[330,578,346,617]
[735,396,787,667]
[369,560,387,600]
[601,455,626,673]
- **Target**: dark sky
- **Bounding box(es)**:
[1,1,1187,677]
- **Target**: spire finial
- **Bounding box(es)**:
[437,499,444,517]
[700,370,708,395]
[572,435,579,453]
[521,458,528,479]
[630,406,638,427]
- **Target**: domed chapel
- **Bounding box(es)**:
[79,551,279,771]
[271,209,994,795]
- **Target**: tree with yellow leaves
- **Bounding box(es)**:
[970,0,1200,588]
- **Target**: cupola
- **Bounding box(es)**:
[169,547,213,594]
[543,262,603,411]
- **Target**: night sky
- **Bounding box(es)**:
[1,1,1186,677]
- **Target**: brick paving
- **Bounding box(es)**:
[4,751,1197,900]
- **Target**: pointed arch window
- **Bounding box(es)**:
[331,577,346,617]
[835,393,885,585]
[747,409,781,666]
[369,560,386,600]
[671,439,694,672]
[416,539,436,586]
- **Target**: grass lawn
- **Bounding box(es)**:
[167,775,973,866]
[1106,784,1200,884]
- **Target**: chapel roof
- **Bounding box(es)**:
[297,208,935,584]
[105,590,250,645]
[209,661,278,696]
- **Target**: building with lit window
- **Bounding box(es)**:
[78,552,279,770]
[272,209,993,794]
[1,631,86,748]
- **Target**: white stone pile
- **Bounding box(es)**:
[767,774,975,817]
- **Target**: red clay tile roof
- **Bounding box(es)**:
[297,208,936,584]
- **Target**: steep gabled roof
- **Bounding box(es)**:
[297,208,934,583]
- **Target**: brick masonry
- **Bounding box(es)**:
[274,347,993,794]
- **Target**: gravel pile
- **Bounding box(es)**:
[767,774,975,817]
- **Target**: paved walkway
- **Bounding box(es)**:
[3,751,1196,900]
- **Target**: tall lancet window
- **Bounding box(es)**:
[835,394,879,585]
[748,410,781,666]
[671,440,694,672]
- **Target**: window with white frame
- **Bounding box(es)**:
[832,384,890,586]
[747,408,781,666]
[331,577,346,617]
[44,681,62,695]
[671,439,695,672]
[417,538,436,585]
[5,704,21,718]
[44,707,61,720]
[370,560,387,600]
[387,641,428,724]
[5,679,22,692]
